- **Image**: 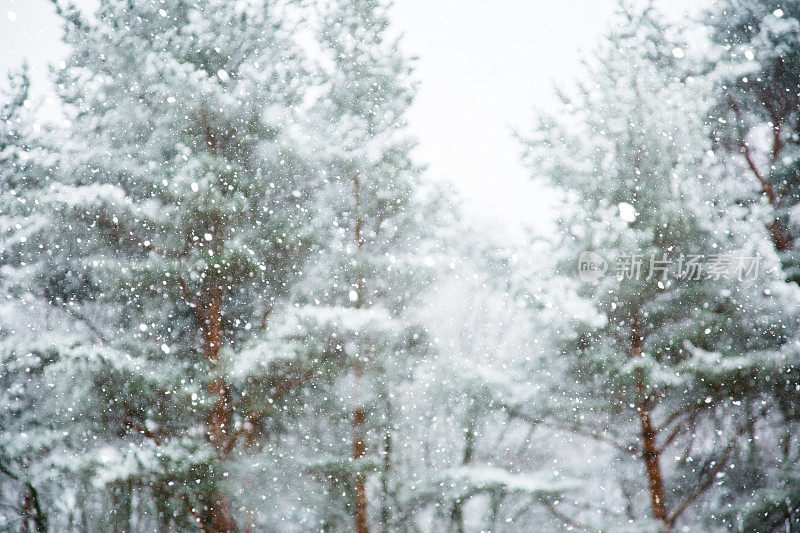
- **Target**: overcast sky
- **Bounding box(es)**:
[0,0,705,235]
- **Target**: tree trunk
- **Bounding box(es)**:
[204,286,230,452]
[768,219,791,252]
[110,480,132,532]
[450,414,475,533]
[21,483,47,533]
[353,394,369,533]
[352,173,370,533]
[379,394,393,533]
[200,493,238,533]
[637,394,668,525]
[630,315,669,528]
[200,284,238,533]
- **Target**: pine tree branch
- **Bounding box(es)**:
[0,461,47,531]
[259,305,273,331]
[727,94,777,206]
[727,92,791,251]
[60,303,109,344]
[49,0,87,32]
[93,209,183,260]
[176,277,196,308]
[22,481,47,532]
[123,413,163,446]
[657,408,701,454]
[269,361,326,404]
[0,460,19,481]
[667,438,738,526]
[541,500,588,531]
[655,403,702,434]
[230,359,327,447]
[178,492,205,531]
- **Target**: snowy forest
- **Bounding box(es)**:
[1,0,800,531]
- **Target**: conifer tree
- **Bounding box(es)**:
[3,1,339,530]
[280,1,440,530]
[704,1,800,528]
[520,6,800,530]
[0,63,53,533]
[706,0,800,266]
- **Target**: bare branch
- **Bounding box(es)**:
[541,500,587,531]
[658,409,701,454]
[668,440,737,526]
[505,406,635,456]
[60,303,108,344]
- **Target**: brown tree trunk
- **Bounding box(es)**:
[204,285,230,451]
[352,174,370,533]
[630,315,669,528]
[769,220,792,252]
[353,383,369,533]
[637,392,668,525]
[200,284,238,533]
[200,493,238,533]
[379,394,393,533]
[21,484,47,533]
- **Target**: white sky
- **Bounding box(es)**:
[0,0,705,235]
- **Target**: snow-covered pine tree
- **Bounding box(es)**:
[2,1,349,530]
[706,0,800,270]
[269,1,441,530]
[0,63,54,533]
[520,5,800,530]
[704,1,800,528]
